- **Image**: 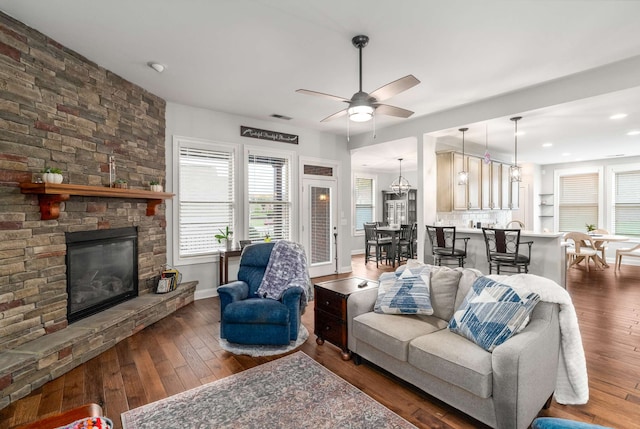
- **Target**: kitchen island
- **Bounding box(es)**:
[426,228,566,287]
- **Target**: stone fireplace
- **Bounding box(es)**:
[0,12,197,410]
[66,227,139,323]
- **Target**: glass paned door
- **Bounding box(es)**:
[302,178,337,277]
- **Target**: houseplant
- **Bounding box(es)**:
[150,180,163,192]
[114,178,128,189]
[215,226,233,250]
[586,223,596,233]
[41,167,63,184]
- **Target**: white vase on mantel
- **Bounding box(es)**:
[150,184,163,192]
[42,173,63,184]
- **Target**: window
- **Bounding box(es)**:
[558,173,599,232]
[613,169,640,236]
[247,151,291,241]
[354,175,375,233]
[177,142,234,259]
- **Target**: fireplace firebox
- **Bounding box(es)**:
[65,227,138,323]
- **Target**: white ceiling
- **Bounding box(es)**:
[3,1,640,170]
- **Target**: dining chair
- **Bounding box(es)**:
[364,222,391,267]
[593,228,609,265]
[615,243,640,270]
[376,221,389,227]
[482,228,533,274]
[397,224,412,261]
[564,231,601,272]
[425,225,470,267]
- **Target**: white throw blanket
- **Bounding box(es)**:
[487,273,589,405]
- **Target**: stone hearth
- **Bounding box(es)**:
[0,282,197,409]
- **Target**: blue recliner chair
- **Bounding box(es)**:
[218,241,310,345]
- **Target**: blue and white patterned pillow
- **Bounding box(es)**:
[448,276,540,351]
[374,265,433,315]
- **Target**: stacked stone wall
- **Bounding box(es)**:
[0,11,167,353]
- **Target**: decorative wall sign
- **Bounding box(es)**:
[240,126,299,144]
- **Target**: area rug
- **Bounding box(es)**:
[218,325,309,357]
[121,351,416,429]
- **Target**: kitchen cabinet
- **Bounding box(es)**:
[438,152,518,212]
[436,152,480,211]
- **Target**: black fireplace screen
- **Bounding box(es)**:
[66,227,138,323]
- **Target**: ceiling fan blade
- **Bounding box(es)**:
[296,89,350,103]
[375,104,415,118]
[369,75,420,102]
[321,109,348,122]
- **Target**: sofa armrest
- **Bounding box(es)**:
[281,287,305,340]
[492,302,560,429]
[346,287,379,352]
[218,281,249,312]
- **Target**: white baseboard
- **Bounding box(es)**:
[194,287,218,300]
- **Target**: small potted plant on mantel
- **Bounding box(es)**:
[41,167,63,184]
[113,178,128,189]
[149,180,163,192]
[215,226,233,250]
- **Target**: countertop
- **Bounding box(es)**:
[455,228,565,238]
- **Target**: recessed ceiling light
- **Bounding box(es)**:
[610,113,628,120]
[627,130,640,136]
[542,142,553,148]
[147,62,165,73]
[561,153,571,156]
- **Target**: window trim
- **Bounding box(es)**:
[352,172,377,236]
[172,136,240,266]
[554,166,603,232]
[607,162,640,236]
[244,145,297,243]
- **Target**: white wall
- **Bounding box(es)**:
[165,102,351,299]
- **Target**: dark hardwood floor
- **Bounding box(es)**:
[3,256,640,428]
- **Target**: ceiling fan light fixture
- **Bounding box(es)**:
[347,104,374,122]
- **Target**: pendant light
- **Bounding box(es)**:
[509,116,522,182]
[457,127,469,185]
[483,124,492,164]
[390,158,411,195]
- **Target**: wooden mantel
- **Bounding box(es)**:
[20,182,174,220]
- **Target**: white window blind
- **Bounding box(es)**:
[248,153,291,241]
[355,177,374,231]
[614,170,640,236]
[558,173,598,232]
[178,146,234,257]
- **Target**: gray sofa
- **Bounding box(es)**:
[347,265,561,429]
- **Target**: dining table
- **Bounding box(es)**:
[376,225,402,268]
[587,234,629,267]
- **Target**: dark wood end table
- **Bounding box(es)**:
[314,277,378,360]
[218,248,242,285]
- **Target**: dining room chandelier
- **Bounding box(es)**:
[457,127,469,185]
[390,158,411,195]
[509,116,522,182]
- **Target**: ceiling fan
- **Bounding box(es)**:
[296,35,420,123]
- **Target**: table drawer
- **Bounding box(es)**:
[314,310,346,348]
[314,286,346,318]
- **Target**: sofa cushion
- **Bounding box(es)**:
[375,265,433,315]
[449,276,540,352]
[408,328,493,398]
[353,311,447,361]
[429,266,462,321]
[453,267,482,311]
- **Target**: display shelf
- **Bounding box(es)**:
[20,182,174,220]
